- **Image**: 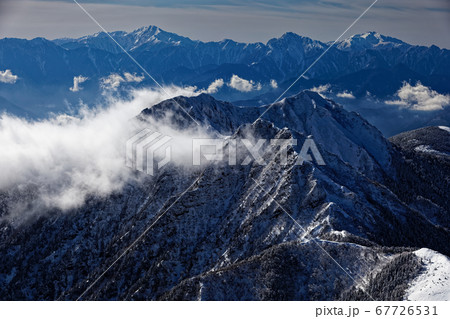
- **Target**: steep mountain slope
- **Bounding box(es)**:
[0,92,448,300]
[389,126,450,226]
[390,126,450,156]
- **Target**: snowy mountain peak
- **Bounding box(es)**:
[337,31,406,51]
[131,25,161,36]
[280,31,302,39]
[126,25,188,45]
[268,32,326,50]
[53,25,190,52]
[139,91,393,176]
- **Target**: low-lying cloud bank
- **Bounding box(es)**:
[0,86,207,222]
[386,82,450,111]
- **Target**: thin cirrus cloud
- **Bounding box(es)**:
[386,82,450,111]
[69,75,88,92]
[0,69,18,84]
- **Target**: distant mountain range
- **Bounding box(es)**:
[52,26,450,90]
[0,26,449,122]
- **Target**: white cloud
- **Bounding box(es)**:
[336,91,355,99]
[123,72,145,83]
[228,75,262,92]
[270,79,278,89]
[386,82,450,111]
[205,78,224,94]
[0,69,18,84]
[101,72,145,90]
[310,84,331,98]
[101,74,124,90]
[0,86,210,222]
[69,75,88,92]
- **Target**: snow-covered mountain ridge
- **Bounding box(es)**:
[0,91,448,300]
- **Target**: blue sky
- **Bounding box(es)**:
[1,0,449,48]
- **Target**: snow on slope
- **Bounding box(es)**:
[405,249,450,301]
[438,126,450,134]
[335,32,406,51]
[414,145,449,157]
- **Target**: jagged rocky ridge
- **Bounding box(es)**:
[0,91,448,300]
